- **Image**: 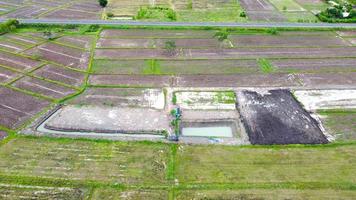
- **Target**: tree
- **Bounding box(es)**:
[43,30,56,40]
[164,40,177,56]
[99,0,108,7]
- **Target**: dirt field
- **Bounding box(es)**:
[0,185,87,200]
[239,0,286,21]
[45,105,170,134]
[91,189,167,200]
[12,76,77,99]
[0,0,103,19]
[0,51,41,71]
[33,64,86,87]
[237,89,328,144]
[0,67,19,84]
[70,87,165,109]
[25,42,90,70]
[0,130,7,140]
[0,86,50,129]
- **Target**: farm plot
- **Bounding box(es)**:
[33,64,86,87]
[41,9,101,20]
[318,110,356,141]
[239,0,286,21]
[294,0,329,12]
[0,5,49,19]
[0,51,42,72]
[229,35,350,47]
[175,74,300,87]
[175,144,356,184]
[3,33,43,47]
[70,87,165,109]
[0,137,169,184]
[95,47,356,60]
[91,188,168,200]
[298,73,356,89]
[0,86,50,129]
[12,76,77,99]
[25,42,90,70]
[271,58,356,73]
[100,29,215,39]
[89,74,172,87]
[66,0,102,13]
[237,89,328,145]
[91,59,259,75]
[0,67,20,84]
[44,105,170,134]
[175,189,356,199]
[0,185,87,200]
[56,35,95,50]
[0,39,29,53]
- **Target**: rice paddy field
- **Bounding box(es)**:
[0,25,355,199]
[0,0,330,22]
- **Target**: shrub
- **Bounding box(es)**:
[214,29,229,41]
[166,8,177,20]
[0,19,19,35]
[79,25,100,33]
[164,40,177,56]
[267,28,278,35]
[98,0,108,7]
[106,12,114,18]
[239,11,246,17]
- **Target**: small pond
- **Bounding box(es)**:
[180,121,236,138]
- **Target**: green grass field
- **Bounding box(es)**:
[0,136,355,199]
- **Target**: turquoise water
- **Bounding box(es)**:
[182,126,233,137]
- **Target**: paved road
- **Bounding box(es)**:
[2,19,356,28]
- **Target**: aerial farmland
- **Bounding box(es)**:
[0,0,355,199]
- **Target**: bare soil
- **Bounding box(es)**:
[0,130,7,140]
[42,9,101,19]
[12,76,77,99]
[0,67,19,83]
[237,89,328,144]
[0,86,50,128]
[0,51,41,71]
[89,74,172,87]
[100,29,215,38]
[33,64,86,87]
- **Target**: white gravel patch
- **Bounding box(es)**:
[294,89,356,111]
[175,91,236,110]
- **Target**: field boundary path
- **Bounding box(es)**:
[1,19,356,28]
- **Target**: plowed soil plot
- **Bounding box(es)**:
[0,130,7,140]
[33,64,86,87]
[100,29,215,38]
[42,9,101,19]
[0,185,86,200]
[0,67,19,83]
[237,89,328,145]
[0,86,49,128]
[176,74,300,87]
[26,43,89,70]
[67,0,102,13]
[95,47,356,59]
[56,35,94,49]
[71,87,165,109]
[239,0,286,21]
[92,59,259,75]
[12,76,76,99]
[230,35,349,47]
[89,75,171,87]
[0,40,28,53]
[337,30,356,37]
[98,38,220,48]
[0,51,41,71]
[299,73,356,89]
[3,34,39,46]
[272,58,356,72]
[3,5,48,18]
